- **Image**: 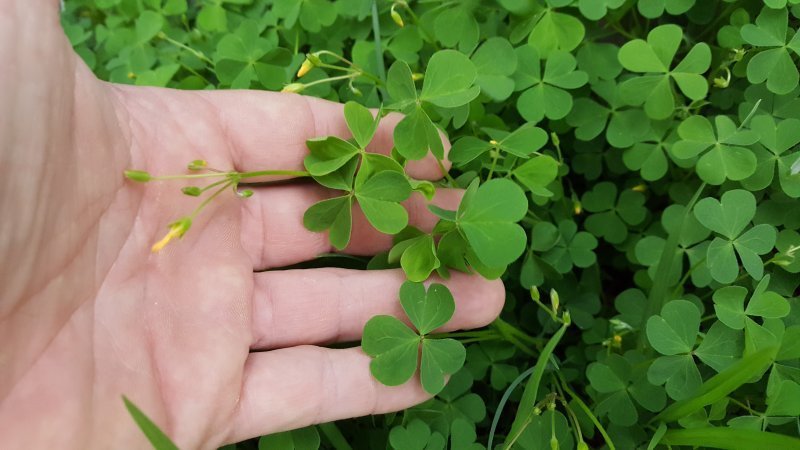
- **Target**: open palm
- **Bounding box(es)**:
[0,3,504,449]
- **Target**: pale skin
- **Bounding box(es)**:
[0,1,505,448]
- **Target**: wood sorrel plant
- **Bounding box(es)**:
[67,0,800,447]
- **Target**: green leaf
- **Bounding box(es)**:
[303,195,353,250]
[362,315,420,386]
[661,427,800,449]
[528,9,585,57]
[515,47,588,123]
[344,101,378,149]
[420,50,480,108]
[122,396,179,450]
[399,282,455,335]
[400,235,441,283]
[305,136,360,176]
[647,299,701,355]
[656,348,777,422]
[457,179,528,267]
[355,171,412,234]
[618,24,711,119]
[471,37,518,101]
[672,116,758,184]
[421,339,467,395]
[513,155,559,196]
[695,321,743,372]
[741,7,800,95]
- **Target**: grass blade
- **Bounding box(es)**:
[660,427,800,449]
[123,396,180,450]
[502,318,570,449]
[319,422,354,450]
[654,348,776,423]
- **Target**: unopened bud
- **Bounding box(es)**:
[187,159,207,171]
[530,286,540,301]
[124,170,151,183]
[181,186,202,197]
[281,83,306,93]
[237,189,254,198]
[411,72,424,81]
[550,132,560,147]
[532,406,542,416]
[390,4,404,27]
[297,58,314,78]
[550,288,560,314]
[550,435,559,450]
[573,200,582,215]
[632,184,647,193]
[577,442,589,450]
[613,334,623,346]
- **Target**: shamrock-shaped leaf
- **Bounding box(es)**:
[471,37,517,101]
[671,115,760,184]
[582,182,647,244]
[766,380,800,417]
[536,220,599,274]
[515,46,588,124]
[713,275,790,330]
[456,179,528,267]
[214,20,290,89]
[407,370,486,436]
[578,0,625,20]
[362,282,466,395]
[449,123,548,165]
[273,0,337,33]
[304,136,360,176]
[434,6,479,53]
[388,51,479,160]
[513,154,560,197]
[622,119,677,181]
[587,353,666,426]
[389,419,445,450]
[693,189,777,283]
[618,24,711,119]
[528,8,585,57]
[741,7,800,95]
[646,300,704,400]
[390,233,441,283]
[449,419,484,450]
[743,115,800,197]
[567,80,651,149]
[694,321,744,373]
[303,195,353,250]
[465,341,518,390]
[354,171,412,234]
[637,0,696,19]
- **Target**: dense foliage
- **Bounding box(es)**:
[64,0,800,448]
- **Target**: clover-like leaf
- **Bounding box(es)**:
[567,80,651,149]
[578,0,625,20]
[672,115,759,184]
[420,50,480,108]
[743,115,800,197]
[362,282,465,395]
[513,154,559,197]
[713,275,790,330]
[535,220,599,273]
[304,136,360,176]
[694,190,777,283]
[303,195,353,250]
[527,8,585,57]
[515,46,588,124]
[741,7,800,95]
[456,179,528,267]
[389,419,445,450]
[637,0,696,19]
[618,24,711,119]
[646,300,704,400]
[582,182,647,244]
[354,170,412,235]
[471,37,517,101]
[449,123,548,165]
[587,354,666,426]
[214,20,290,89]
[343,101,379,149]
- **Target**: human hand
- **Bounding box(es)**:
[0,2,504,448]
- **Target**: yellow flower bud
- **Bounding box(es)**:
[297,59,314,78]
[632,184,647,192]
[411,72,424,81]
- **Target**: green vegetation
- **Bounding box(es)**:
[65,0,800,448]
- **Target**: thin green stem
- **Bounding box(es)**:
[237,169,311,179]
[159,33,213,65]
[189,181,233,219]
[557,374,616,450]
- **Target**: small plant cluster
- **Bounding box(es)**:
[66,0,800,449]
